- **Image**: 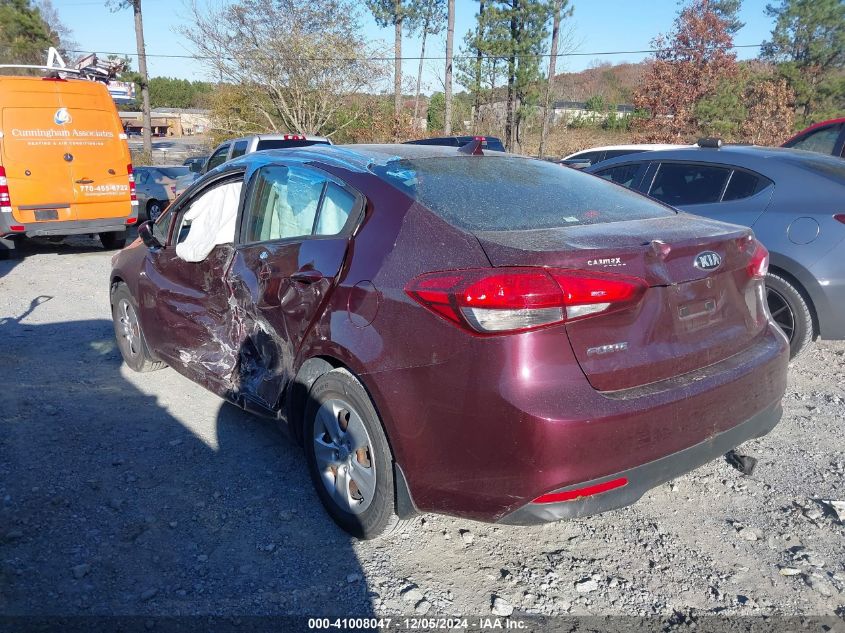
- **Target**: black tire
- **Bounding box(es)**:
[303,368,408,539]
[110,283,166,373]
[0,236,16,260]
[147,200,164,222]
[766,272,813,359]
[100,231,127,250]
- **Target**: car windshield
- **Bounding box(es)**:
[155,167,191,179]
[371,156,674,231]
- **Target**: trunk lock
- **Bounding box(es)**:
[63,153,74,162]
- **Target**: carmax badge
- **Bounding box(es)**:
[694,251,722,271]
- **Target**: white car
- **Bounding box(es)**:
[560,144,690,169]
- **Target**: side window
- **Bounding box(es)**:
[649,163,731,206]
[722,170,770,202]
[230,140,248,159]
[596,163,644,188]
[786,124,842,155]
[570,151,601,164]
[244,166,325,242]
[136,170,149,185]
[604,149,646,160]
[315,182,357,235]
[173,179,244,261]
[152,206,174,244]
[206,145,230,171]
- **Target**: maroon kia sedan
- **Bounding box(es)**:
[110,142,789,539]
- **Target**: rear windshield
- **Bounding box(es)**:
[371,156,675,231]
[155,167,190,179]
[256,139,330,150]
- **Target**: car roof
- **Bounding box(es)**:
[219,142,510,174]
[782,117,845,145]
[586,143,845,176]
[230,133,330,142]
[563,144,689,158]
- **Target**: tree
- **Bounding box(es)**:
[407,0,446,125]
[712,0,744,34]
[108,0,152,157]
[485,0,551,150]
[443,0,455,134]
[368,0,409,140]
[35,0,76,56]
[762,0,845,123]
[182,0,388,137]
[427,91,445,130]
[632,0,738,142]
[538,0,572,158]
[0,0,57,64]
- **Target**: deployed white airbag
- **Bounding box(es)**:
[176,181,243,262]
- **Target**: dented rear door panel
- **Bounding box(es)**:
[227,237,349,410]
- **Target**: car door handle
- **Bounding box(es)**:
[75,178,94,184]
[290,270,324,284]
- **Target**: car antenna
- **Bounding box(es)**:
[458,137,485,156]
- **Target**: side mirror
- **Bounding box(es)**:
[138,221,162,250]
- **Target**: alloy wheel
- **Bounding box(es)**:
[766,286,795,341]
[117,299,142,359]
[312,398,376,515]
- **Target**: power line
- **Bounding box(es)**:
[67,43,765,63]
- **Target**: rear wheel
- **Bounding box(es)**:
[100,231,127,250]
[147,200,164,222]
[111,283,166,372]
[765,272,813,359]
[303,368,407,539]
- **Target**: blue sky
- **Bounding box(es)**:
[55,0,776,93]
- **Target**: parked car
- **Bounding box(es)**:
[183,156,209,173]
[586,142,845,358]
[171,172,200,199]
[404,135,506,152]
[782,118,845,158]
[561,144,690,169]
[203,134,331,174]
[110,142,788,539]
[0,75,136,258]
[134,166,192,222]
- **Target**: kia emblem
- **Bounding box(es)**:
[694,251,722,271]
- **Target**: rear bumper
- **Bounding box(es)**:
[497,401,781,525]
[0,215,135,238]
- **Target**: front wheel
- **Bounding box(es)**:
[765,272,813,359]
[111,283,166,372]
[100,231,127,250]
[147,200,164,222]
[303,368,406,539]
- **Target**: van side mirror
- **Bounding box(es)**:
[138,221,162,250]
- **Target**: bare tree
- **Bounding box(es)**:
[108,0,152,156]
[443,0,455,134]
[181,0,388,137]
[538,0,572,158]
[408,0,447,125]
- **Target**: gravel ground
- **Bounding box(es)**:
[1,235,843,622]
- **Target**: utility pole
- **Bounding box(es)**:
[443,0,454,134]
[132,0,152,157]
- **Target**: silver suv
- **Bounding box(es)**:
[203,134,331,173]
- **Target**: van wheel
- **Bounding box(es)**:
[303,368,408,540]
[765,272,813,359]
[100,231,127,250]
[0,237,16,260]
[111,283,166,372]
[147,200,163,222]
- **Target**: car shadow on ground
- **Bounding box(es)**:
[0,300,373,618]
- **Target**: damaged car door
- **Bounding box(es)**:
[137,172,245,394]
[227,163,362,412]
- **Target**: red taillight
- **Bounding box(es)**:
[0,166,12,213]
[283,134,305,140]
[127,164,138,205]
[125,217,137,225]
[533,477,628,504]
[747,239,769,279]
[834,214,845,225]
[405,267,648,334]
[9,225,25,232]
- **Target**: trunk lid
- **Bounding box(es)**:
[474,214,770,391]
